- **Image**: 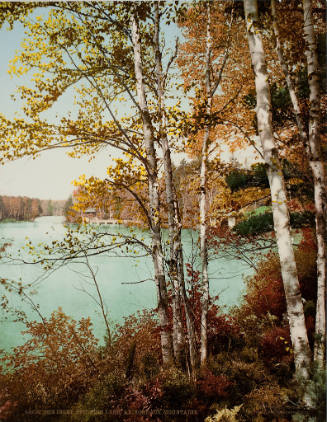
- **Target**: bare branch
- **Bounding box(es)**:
[121,278,153,285]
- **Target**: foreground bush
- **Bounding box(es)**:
[0,232,323,421]
[234,211,315,236]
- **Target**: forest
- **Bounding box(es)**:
[0,1,326,421]
[0,195,66,221]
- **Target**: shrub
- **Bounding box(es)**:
[0,393,17,421]
[112,309,161,377]
[305,366,326,420]
[259,327,292,366]
[0,230,319,422]
[290,211,315,228]
[243,272,286,321]
[234,211,315,236]
[209,355,270,403]
[72,372,127,422]
[197,370,232,400]
[141,352,160,380]
[225,164,269,193]
[270,83,292,126]
[208,313,243,355]
[0,310,99,417]
[240,234,317,323]
[234,213,274,236]
[295,230,318,343]
[234,233,318,377]
[226,171,250,192]
[159,368,195,408]
[241,383,288,421]
[251,163,269,188]
[185,262,242,356]
[205,405,242,422]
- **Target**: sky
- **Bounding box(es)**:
[0,7,260,201]
[0,17,113,200]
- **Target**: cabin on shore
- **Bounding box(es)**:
[84,208,97,218]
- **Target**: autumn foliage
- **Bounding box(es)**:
[0,0,325,420]
[1,229,324,421]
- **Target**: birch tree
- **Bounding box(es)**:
[0,1,179,366]
[197,1,231,365]
[130,4,182,366]
[199,1,212,366]
[302,0,326,366]
[270,0,308,145]
[153,3,197,371]
[244,0,312,381]
[270,0,326,366]
[178,2,241,365]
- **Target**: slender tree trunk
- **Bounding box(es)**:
[153,4,184,366]
[198,1,232,366]
[271,0,308,146]
[131,11,174,366]
[302,0,326,366]
[244,0,312,381]
[153,3,197,371]
[272,0,326,366]
[200,1,212,366]
[84,253,111,346]
[200,124,209,366]
[163,147,184,366]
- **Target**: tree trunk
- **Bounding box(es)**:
[84,253,111,346]
[153,3,184,366]
[200,123,209,366]
[271,0,326,366]
[244,0,312,381]
[271,0,308,146]
[131,11,174,366]
[200,1,212,367]
[302,0,326,366]
[153,3,197,371]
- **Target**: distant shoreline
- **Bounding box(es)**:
[0,215,63,223]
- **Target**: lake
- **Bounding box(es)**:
[0,216,254,352]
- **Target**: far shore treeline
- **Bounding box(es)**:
[0,195,66,221]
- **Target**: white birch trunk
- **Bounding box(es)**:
[200,2,212,366]
[271,0,308,146]
[153,4,184,366]
[244,0,312,381]
[153,4,197,371]
[302,0,326,366]
[199,128,209,367]
[131,12,174,366]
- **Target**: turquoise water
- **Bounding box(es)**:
[0,217,253,351]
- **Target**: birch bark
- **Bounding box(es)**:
[131,11,174,366]
[153,4,197,371]
[244,0,312,381]
[153,4,184,366]
[199,1,232,365]
[199,1,212,366]
[302,0,326,366]
[271,0,308,146]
